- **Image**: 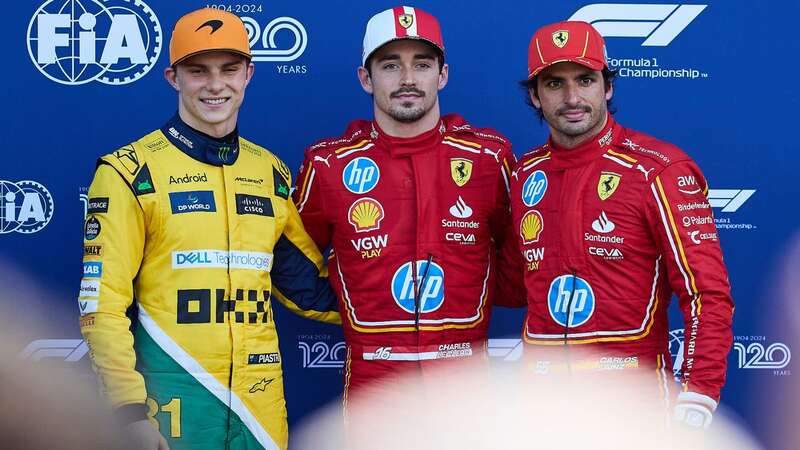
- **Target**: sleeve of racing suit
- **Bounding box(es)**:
[272,166,340,324]
[491,148,527,308]
[291,152,332,250]
[79,162,147,419]
[645,160,734,406]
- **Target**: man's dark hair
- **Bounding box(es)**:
[364,41,444,77]
[519,67,618,121]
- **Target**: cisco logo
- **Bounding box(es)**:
[0,180,54,234]
[27,0,162,85]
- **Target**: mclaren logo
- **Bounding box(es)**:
[552,30,569,48]
[196,19,223,34]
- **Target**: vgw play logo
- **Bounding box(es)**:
[27,0,162,85]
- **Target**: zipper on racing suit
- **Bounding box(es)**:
[413,253,434,329]
[563,269,578,374]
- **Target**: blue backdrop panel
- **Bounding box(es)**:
[3,1,798,449]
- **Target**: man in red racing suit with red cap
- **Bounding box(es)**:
[292,5,521,411]
[507,20,734,429]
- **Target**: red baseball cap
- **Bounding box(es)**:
[362,6,444,66]
[527,21,607,79]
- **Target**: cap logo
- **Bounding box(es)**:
[398,13,414,29]
[552,30,569,48]
[196,19,223,35]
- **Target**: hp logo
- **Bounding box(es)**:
[522,170,547,207]
[391,260,445,314]
[547,275,595,328]
[27,0,162,85]
[342,157,380,194]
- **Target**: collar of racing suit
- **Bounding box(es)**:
[160,113,240,166]
[370,119,445,158]
[547,116,622,169]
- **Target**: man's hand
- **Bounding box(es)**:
[673,391,717,430]
[124,420,169,450]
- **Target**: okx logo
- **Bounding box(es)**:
[569,4,706,46]
[0,180,54,234]
[391,260,445,314]
[27,0,162,85]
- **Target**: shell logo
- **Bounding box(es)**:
[520,210,544,244]
[348,198,385,233]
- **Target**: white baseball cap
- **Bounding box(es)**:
[362,6,445,66]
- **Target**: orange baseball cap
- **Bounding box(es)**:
[527,21,607,79]
[169,8,251,65]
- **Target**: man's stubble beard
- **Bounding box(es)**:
[388,101,427,123]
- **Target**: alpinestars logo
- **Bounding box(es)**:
[569,4,706,46]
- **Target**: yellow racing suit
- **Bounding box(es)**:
[78,115,339,450]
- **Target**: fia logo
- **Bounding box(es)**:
[27,0,162,85]
[0,180,54,234]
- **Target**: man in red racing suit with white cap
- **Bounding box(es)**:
[292,5,521,412]
[507,20,734,429]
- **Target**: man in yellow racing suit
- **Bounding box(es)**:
[77,8,339,450]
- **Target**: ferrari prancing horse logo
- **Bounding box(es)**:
[398,13,414,29]
[552,30,569,48]
[450,158,473,187]
[597,171,621,201]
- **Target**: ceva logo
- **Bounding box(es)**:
[27,0,162,85]
[569,4,707,46]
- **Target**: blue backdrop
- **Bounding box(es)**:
[3,1,798,449]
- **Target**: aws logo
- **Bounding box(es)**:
[27,0,162,85]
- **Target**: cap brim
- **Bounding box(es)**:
[363,36,444,66]
[172,48,251,66]
[528,57,605,79]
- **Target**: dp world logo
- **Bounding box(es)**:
[0,180,55,234]
[27,0,162,85]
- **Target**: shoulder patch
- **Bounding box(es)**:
[132,164,155,195]
[111,145,141,176]
[308,123,369,153]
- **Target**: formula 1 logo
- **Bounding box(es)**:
[241,16,308,62]
[707,189,755,212]
[19,339,89,362]
[27,0,162,85]
[0,180,54,234]
[569,4,707,46]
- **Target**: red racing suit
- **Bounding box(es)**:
[293,114,521,404]
[507,117,734,410]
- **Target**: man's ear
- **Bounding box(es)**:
[357,66,373,95]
